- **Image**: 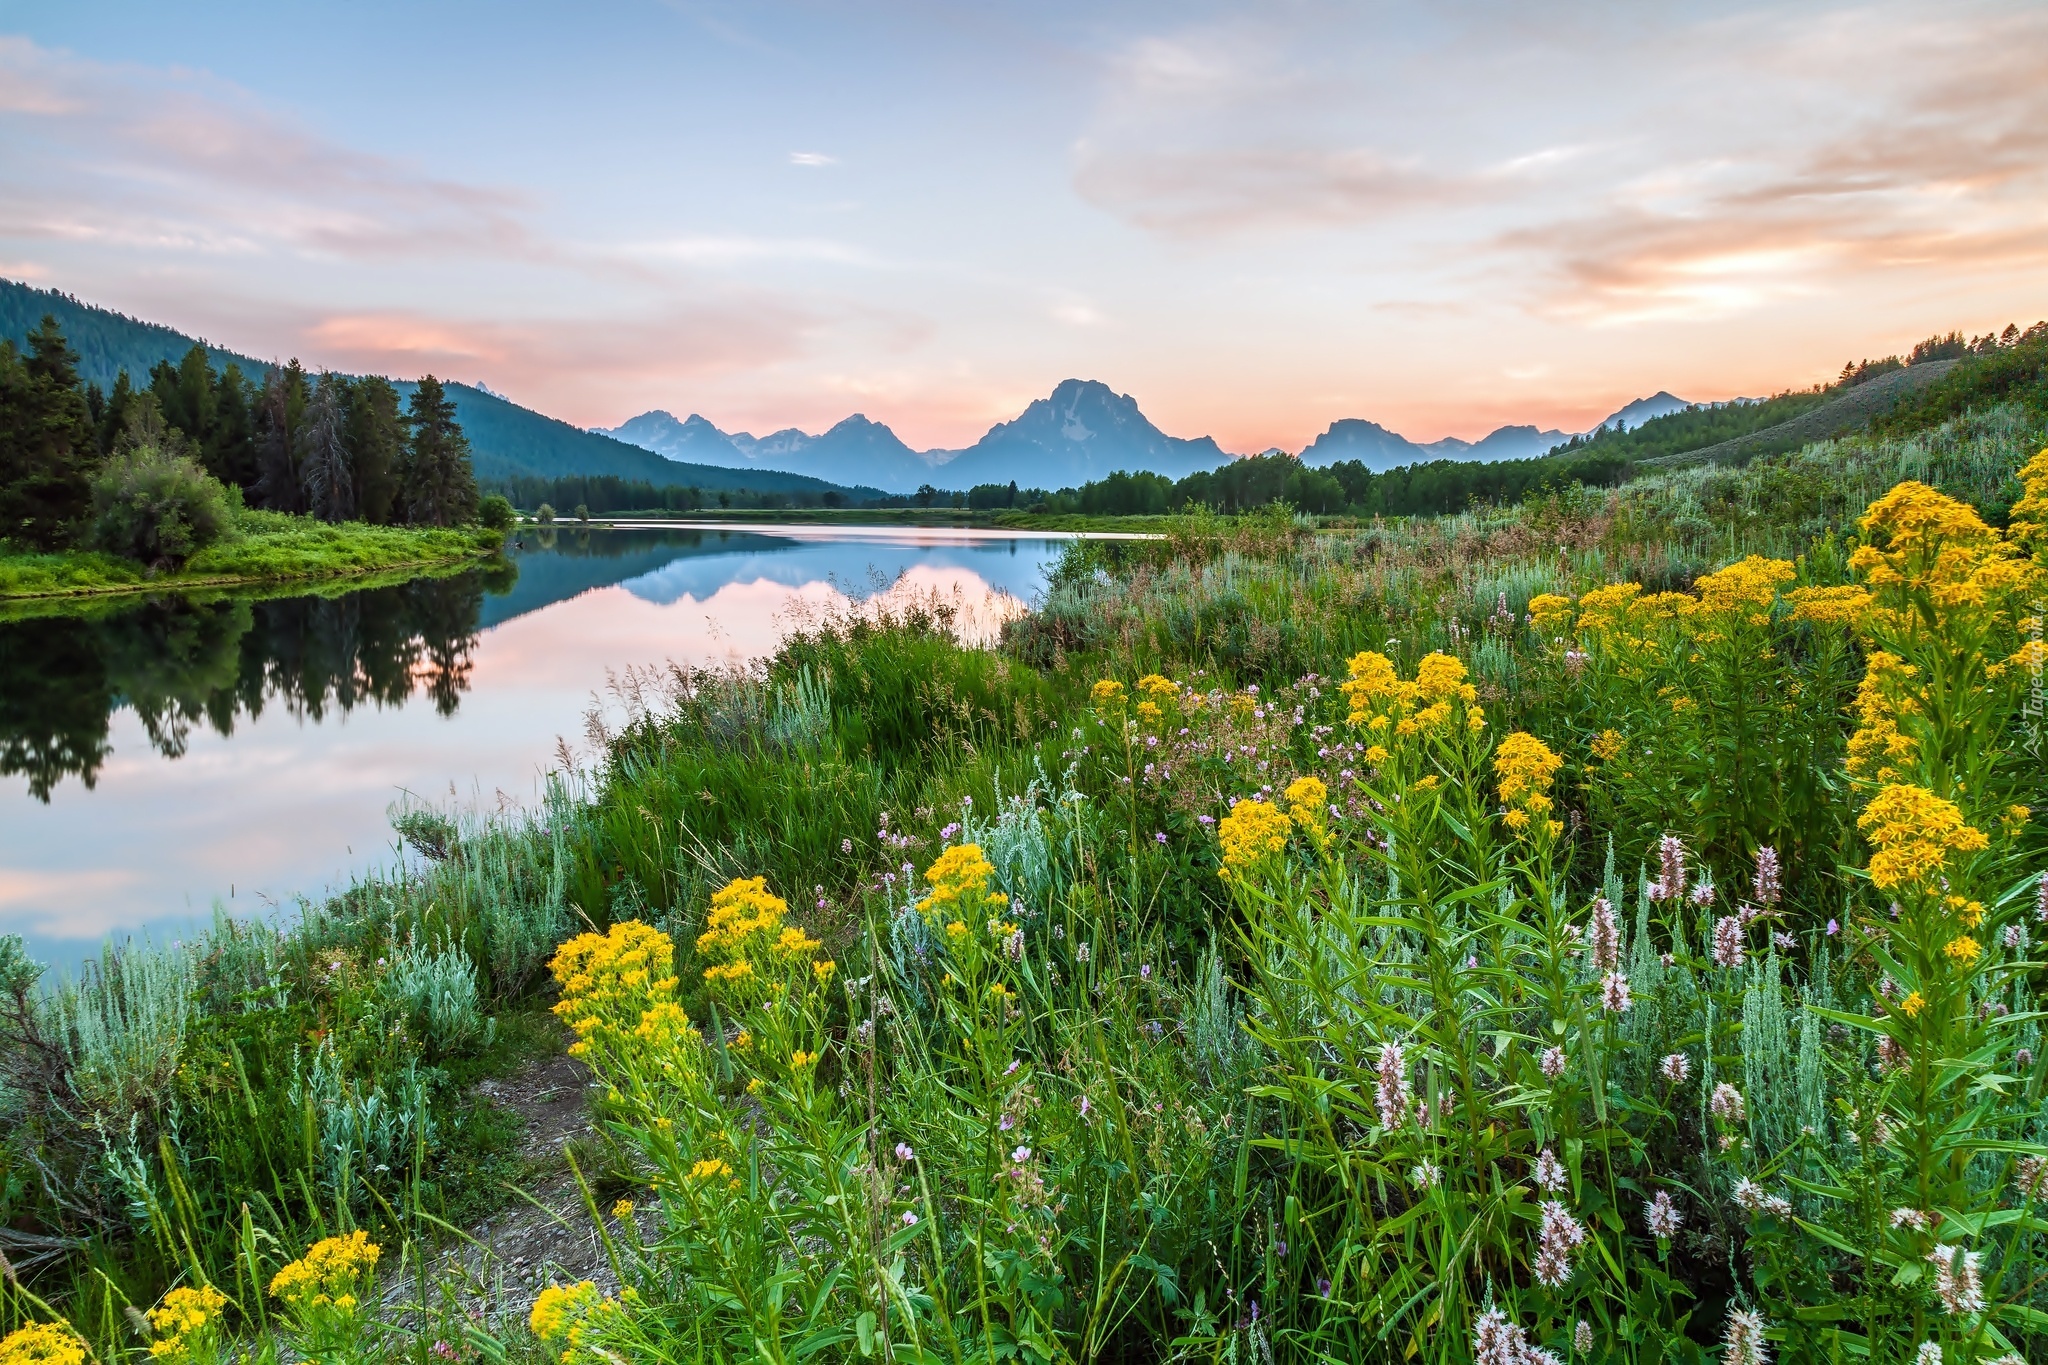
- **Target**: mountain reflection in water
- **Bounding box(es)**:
[0,524,1066,965]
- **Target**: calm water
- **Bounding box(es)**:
[0,524,1071,968]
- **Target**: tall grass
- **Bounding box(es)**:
[2,417,2045,1364]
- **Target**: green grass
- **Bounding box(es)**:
[0,510,503,600]
[8,406,2048,1362]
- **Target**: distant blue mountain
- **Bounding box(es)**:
[933,379,1227,490]
[601,411,939,493]
[605,379,1231,493]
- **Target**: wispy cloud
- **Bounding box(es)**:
[303,300,812,415]
[788,151,836,167]
[0,36,541,263]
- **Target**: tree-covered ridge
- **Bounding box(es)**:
[1,316,489,568]
[1547,321,2048,467]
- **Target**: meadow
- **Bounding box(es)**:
[2,405,2047,1364]
[0,509,505,601]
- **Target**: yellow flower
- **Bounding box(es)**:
[1856,784,1989,892]
[2002,804,2031,836]
[1215,799,1292,882]
[1527,593,1573,630]
[790,1049,816,1070]
[1955,900,1985,929]
[1590,729,1624,762]
[551,920,686,1062]
[1282,775,1328,820]
[1136,699,1163,723]
[1898,991,1925,1018]
[1090,679,1126,709]
[1788,584,1873,629]
[1692,555,1794,618]
[919,845,1007,924]
[690,1158,734,1181]
[1414,651,1478,704]
[148,1283,227,1360]
[1493,732,1563,807]
[530,1281,600,1342]
[269,1230,380,1315]
[612,1199,635,1219]
[814,959,836,981]
[1340,650,1403,720]
[732,1029,752,1050]
[1944,936,1982,965]
[0,1323,88,1365]
[1137,673,1176,699]
[1364,744,1389,764]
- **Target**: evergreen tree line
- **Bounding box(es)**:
[495,474,887,515]
[1,315,484,554]
[966,445,1633,519]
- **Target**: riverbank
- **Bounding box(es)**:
[529,504,1183,534]
[0,510,505,601]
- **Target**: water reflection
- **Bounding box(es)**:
[1,571,502,801]
[0,525,1069,963]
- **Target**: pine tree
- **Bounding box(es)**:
[343,376,403,525]
[297,372,354,522]
[397,376,478,526]
[253,360,308,513]
[208,362,259,494]
[96,370,137,455]
[0,316,99,550]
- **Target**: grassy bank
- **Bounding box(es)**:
[3,412,2047,1363]
[0,509,504,601]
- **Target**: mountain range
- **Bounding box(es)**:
[8,276,1701,499]
[605,386,1696,491]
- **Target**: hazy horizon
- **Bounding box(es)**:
[4,1,2045,453]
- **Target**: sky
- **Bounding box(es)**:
[2,0,2046,454]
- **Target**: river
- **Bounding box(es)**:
[0,523,1073,969]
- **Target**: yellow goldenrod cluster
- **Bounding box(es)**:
[1788,583,1874,631]
[1845,652,1921,782]
[1493,732,1564,838]
[1340,650,1480,737]
[1134,673,1177,724]
[1216,798,1293,883]
[268,1230,379,1316]
[0,1322,88,1365]
[148,1284,226,1362]
[690,1157,734,1181]
[1282,775,1329,847]
[530,1281,621,1363]
[1090,679,1126,710]
[1527,593,1573,632]
[1854,784,1989,893]
[1573,583,1697,656]
[550,921,690,1061]
[918,844,1008,928]
[695,877,800,985]
[1849,480,2037,623]
[1590,729,1624,762]
[1691,555,1795,624]
[2010,445,2048,544]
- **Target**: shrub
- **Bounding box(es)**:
[535,501,556,523]
[88,444,236,568]
[476,492,514,530]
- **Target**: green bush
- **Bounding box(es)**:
[476,492,514,531]
[88,443,236,568]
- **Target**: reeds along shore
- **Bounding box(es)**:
[4,411,2048,1364]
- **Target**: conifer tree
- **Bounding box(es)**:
[0,316,99,549]
[208,362,259,494]
[253,360,308,513]
[397,375,477,526]
[296,372,354,522]
[343,376,403,525]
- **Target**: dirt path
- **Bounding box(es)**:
[386,1050,632,1323]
